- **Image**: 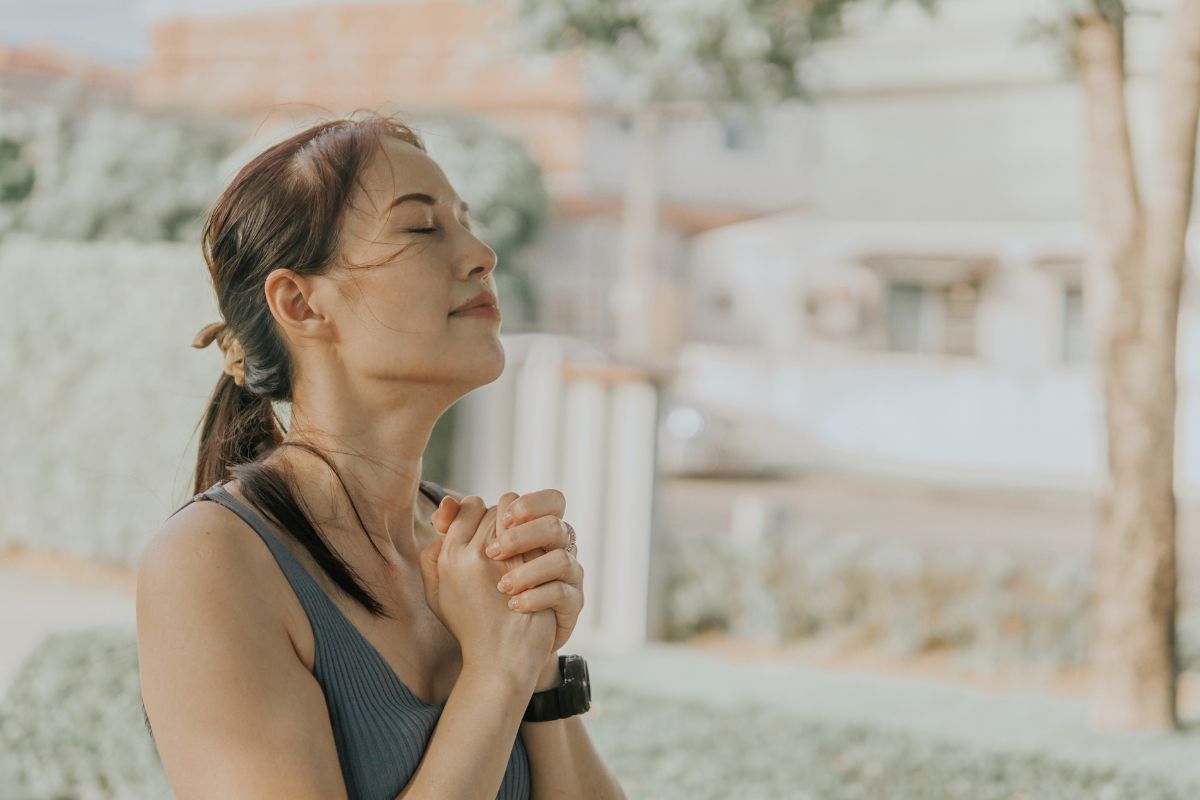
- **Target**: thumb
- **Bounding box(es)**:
[417,537,443,595]
[431,495,459,534]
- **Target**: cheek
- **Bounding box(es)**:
[359,269,450,331]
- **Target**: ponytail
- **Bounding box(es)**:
[192,371,283,495]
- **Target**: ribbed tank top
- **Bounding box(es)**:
[170,478,532,800]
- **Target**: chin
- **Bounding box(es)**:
[456,337,506,390]
[481,338,506,384]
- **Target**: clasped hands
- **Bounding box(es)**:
[430,489,584,654]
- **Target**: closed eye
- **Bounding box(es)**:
[408,227,438,234]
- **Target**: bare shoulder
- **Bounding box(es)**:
[140,499,292,634]
[136,500,348,799]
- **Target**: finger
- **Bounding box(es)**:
[444,495,486,550]
[496,548,581,597]
[491,514,570,560]
[507,580,583,615]
[487,492,521,556]
[467,499,500,554]
[417,537,443,610]
[501,488,565,530]
[432,495,460,534]
[496,492,521,533]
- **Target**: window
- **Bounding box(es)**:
[883,279,979,357]
[1062,286,1090,364]
[886,282,925,352]
[863,255,990,358]
[719,113,764,151]
[1035,258,1090,366]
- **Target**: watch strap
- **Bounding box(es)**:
[522,654,591,722]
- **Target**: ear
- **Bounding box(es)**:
[264,268,327,343]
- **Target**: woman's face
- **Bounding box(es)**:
[308,135,504,397]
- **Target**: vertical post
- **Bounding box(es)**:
[599,378,659,649]
[559,377,609,645]
[612,106,661,361]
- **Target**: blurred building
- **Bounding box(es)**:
[673,0,1200,500]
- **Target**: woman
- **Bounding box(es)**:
[135,113,625,799]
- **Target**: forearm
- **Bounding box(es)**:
[520,655,626,800]
[398,664,533,799]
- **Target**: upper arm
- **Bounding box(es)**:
[136,506,349,800]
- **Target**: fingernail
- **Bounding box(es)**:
[502,511,513,526]
[497,578,512,593]
[508,597,519,610]
[486,542,501,557]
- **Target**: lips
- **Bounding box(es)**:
[450,290,499,315]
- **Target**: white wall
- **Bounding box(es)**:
[679,215,1200,497]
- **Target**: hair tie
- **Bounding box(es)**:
[192,321,246,387]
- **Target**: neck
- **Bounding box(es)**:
[272,380,458,566]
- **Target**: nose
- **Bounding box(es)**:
[457,231,498,281]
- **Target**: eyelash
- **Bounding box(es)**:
[408,222,471,235]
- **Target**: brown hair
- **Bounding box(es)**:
[144,112,440,742]
[194,109,434,612]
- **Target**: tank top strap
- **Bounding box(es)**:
[418,479,451,507]
[192,481,335,621]
[165,478,452,622]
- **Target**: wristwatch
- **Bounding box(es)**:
[522,654,591,722]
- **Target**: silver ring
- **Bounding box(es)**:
[564,521,577,555]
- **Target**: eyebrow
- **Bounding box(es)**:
[385,192,470,216]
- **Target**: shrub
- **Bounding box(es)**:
[0,626,168,800]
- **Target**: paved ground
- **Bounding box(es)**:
[0,567,134,693]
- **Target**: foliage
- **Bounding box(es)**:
[659,525,1192,673]
[0,137,34,205]
[591,684,1200,799]
[14,106,239,243]
[508,0,938,114]
[0,626,169,800]
[0,136,35,237]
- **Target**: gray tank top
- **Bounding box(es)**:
[172,479,532,800]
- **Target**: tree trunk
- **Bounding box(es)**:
[1078,0,1200,731]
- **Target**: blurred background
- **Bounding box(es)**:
[3,0,1200,797]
